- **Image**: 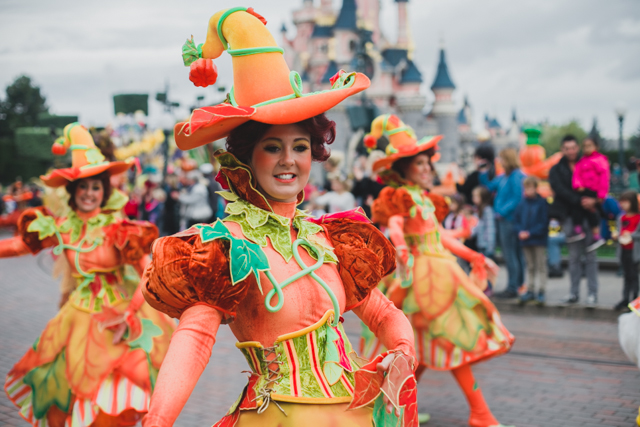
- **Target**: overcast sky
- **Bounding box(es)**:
[1,0,638,139]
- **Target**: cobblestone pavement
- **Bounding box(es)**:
[0,250,638,427]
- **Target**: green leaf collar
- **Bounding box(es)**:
[220,193,337,264]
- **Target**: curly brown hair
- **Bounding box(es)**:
[65,172,112,211]
[225,114,336,165]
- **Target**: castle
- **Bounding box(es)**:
[280,0,462,163]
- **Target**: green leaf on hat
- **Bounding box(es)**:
[27,211,57,240]
[85,148,106,164]
[182,36,201,66]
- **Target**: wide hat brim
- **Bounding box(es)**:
[174,73,371,150]
[372,135,443,171]
[41,160,133,187]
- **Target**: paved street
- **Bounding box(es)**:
[0,247,638,426]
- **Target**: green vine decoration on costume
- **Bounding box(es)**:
[27,210,115,297]
[219,192,337,264]
[404,186,435,220]
[197,210,341,327]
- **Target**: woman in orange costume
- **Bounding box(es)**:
[367,115,516,427]
[141,7,418,427]
[0,123,175,427]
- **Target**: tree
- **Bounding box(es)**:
[539,120,588,154]
[0,75,48,137]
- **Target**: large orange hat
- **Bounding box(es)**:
[366,114,443,171]
[175,6,370,150]
[41,123,134,187]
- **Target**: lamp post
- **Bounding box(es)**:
[615,104,627,192]
[616,104,627,176]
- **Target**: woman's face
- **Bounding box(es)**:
[582,139,596,156]
[74,178,104,213]
[405,154,433,190]
[250,124,312,203]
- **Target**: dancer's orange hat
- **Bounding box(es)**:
[366,114,443,171]
[175,7,370,150]
[41,123,133,187]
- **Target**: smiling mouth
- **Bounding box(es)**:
[274,173,296,183]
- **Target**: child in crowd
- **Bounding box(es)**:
[443,193,468,236]
[513,176,549,304]
[472,186,496,295]
[614,191,640,311]
[570,137,610,251]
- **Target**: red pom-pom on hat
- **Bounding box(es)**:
[51,142,67,155]
[189,58,218,88]
[363,135,377,149]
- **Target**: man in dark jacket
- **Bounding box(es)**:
[514,176,549,304]
[548,135,599,306]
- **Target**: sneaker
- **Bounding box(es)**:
[560,294,579,304]
[494,290,519,299]
[565,232,586,243]
[519,291,535,305]
[536,291,546,305]
[614,299,630,311]
[586,294,597,307]
[586,238,605,252]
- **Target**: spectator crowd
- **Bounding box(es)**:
[2,133,639,312]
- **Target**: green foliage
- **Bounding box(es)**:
[539,120,588,154]
[0,75,48,137]
[629,125,640,157]
[15,127,55,161]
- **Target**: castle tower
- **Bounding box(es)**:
[396,0,409,48]
[430,45,460,162]
[333,0,359,67]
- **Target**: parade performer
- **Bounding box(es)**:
[0,123,175,427]
[141,7,418,427]
[366,114,515,427]
[0,180,34,230]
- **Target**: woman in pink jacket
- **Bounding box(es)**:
[569,137,610,251]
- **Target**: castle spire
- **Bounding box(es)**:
[334,0,358,30]
[431,46,455,90]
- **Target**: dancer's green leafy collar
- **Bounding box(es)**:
[403,185,435,220]
[27,209,116,297]
[218,191,337,264]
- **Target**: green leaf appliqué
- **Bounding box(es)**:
[27,211,57,240]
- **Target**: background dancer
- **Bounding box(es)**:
[0,123,175,427]
[368,114,515,427]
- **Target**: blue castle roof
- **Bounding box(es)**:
[381,48,408,67]
[334,0,358,30]
[312,25,334,38]
[431,48,455,90]
[401,60,422,83]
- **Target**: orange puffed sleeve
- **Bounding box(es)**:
[142,230,253,319]
[426,193,450,224]
[371,186,415,225]
[113,220,159,264]
[17,207,58,254]
[323,219,396,310]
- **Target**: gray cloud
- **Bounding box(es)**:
[1,0,638,137]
